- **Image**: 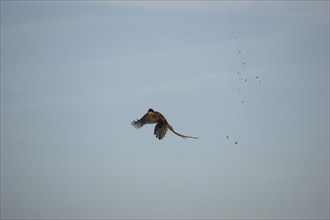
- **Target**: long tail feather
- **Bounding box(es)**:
[171,129,199,139]
[166,124,198,139]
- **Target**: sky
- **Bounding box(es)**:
[1,1,329,219]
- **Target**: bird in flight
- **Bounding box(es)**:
[131,109,198,140]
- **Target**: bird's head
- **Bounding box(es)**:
[148,108,154,112]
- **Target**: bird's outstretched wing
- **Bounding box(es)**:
[131,113,149,129]
[154,121,168,140]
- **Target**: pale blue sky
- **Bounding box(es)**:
[1,1,329,219]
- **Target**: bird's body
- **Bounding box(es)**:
[131,109,198,140]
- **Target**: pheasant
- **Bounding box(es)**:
[131,109,198,140]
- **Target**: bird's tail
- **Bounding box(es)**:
[166,123,198,139]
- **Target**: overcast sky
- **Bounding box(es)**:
[1,1,329,219]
